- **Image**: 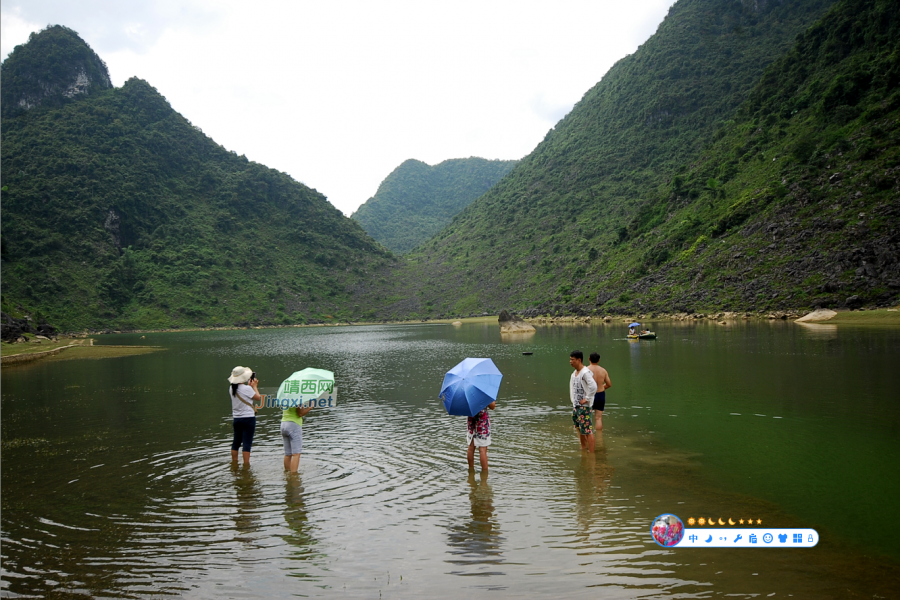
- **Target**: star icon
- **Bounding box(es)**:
[739,519,744,525]
[756,519,762,525]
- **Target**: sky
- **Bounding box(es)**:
[1,0,674,215]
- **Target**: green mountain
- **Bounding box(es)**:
[356,0,900,320]
[1,26,392,331]
[5,1,899,332]
[351,157,517,254]
[1,25,112,119]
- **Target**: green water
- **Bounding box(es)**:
[2,321,899,597]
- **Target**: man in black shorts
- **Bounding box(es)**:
[587,352,612,431]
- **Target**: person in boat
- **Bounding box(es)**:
[628,326,637,336]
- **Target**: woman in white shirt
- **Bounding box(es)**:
[228,366,263,465]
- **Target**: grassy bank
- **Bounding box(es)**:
[43,345,163,362]
[1,337,163,364]
[815,308,900,326]
[1,337,90,357]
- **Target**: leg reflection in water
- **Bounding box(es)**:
[230,463,263,543]
[444,471,505,575]
[282,474,319,564]
[573,432,615,544]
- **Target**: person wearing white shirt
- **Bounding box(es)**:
[569,350,598,452]
[228,366,263,465]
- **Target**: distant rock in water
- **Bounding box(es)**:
[498,310,535,333]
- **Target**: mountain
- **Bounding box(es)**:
[596,0,900,315]
[1,26,392,331]
[1,25,111,119]
[351,157,518,254]
[351,0,898,320]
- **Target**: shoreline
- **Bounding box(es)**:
[32,306,900,339]
[51,315,500,336]
[1,338,167,365]
[1,341,86,365]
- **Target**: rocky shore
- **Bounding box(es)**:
[526,310,804,324]
[1,311,58,343]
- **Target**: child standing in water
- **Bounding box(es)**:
[467,401,496,473]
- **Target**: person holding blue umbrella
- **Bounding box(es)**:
[467,400,496,472]
[439,358,503,473]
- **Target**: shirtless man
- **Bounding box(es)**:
[587,352,612,431]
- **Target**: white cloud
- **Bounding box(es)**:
[1,0,674,215]
[0,9,42,59]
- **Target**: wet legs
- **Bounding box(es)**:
[467,441,488,472]
[594,409,603,431]
[284,453,300,473]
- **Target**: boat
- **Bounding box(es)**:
[627,332,657,340]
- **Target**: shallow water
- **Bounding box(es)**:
[2,321,899,598]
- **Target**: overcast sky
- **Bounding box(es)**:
[2,0,673,215]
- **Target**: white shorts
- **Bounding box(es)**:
[467,433,491,448]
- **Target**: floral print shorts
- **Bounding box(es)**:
[467,409,492,447]
[572,405,593,435]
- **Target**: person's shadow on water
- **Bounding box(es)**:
[444,471,505,575]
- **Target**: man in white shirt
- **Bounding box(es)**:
[569,350,598,452]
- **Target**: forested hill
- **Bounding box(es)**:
[351,157,517,254]
[1,26,392,331]
[354,0,899,320]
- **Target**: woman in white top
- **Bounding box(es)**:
[228,366,263,465]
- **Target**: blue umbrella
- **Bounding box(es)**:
[439,358,503,417]
[629,322,641,327]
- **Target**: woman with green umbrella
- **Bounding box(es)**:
[279,368,333,473]
[282,401,313,473]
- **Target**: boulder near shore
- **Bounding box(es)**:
[795,309,838,323]
[498,310,536,333]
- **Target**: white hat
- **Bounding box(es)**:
[228,366,252,384]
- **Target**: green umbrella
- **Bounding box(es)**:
[277,368,337,408]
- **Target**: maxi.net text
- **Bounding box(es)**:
[262,395,336,409]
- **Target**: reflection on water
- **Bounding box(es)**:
[1,321,899,597]
[231,463,263,540]
[795,321,839,339]
[283,474,320,567]
[445,471,504,575]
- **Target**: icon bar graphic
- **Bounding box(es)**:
[671,529,818,548]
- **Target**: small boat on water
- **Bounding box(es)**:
[627,322,657,340]
[627,332,657,340]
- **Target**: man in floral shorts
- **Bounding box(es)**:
[467,400,496,472]
[569,350,598,452]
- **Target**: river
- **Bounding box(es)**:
[2,320,899,598]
